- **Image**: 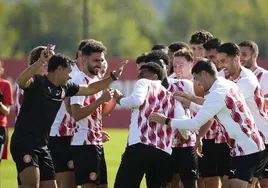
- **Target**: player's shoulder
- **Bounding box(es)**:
[257,67,268,76]
[0,78,12,86]
[71,71,89,84]
[136,78,153,85]
[169,78,193,86]
[208,78,232,99]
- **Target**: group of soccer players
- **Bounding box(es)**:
[10,30,268,188]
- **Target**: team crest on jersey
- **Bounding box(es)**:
[23,154,32,163]
[89,172,97,181]
[67,160,74,169]
[61,90,66,99]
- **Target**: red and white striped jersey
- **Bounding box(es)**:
[171,78,265,157]
[50,64,80,137]
[167,78,197,148]
[254,66,268,95]
[230,67,268,144]
[14,83,24,121]
[120,79,187,155]
[70,71,103,146]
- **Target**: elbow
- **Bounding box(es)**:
[16,79,24,88]
[66,108,72,115]
[72,113,81,122]
[134,99,144,108]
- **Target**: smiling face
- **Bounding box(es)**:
[173,56,193,79]
[57,64,72,86]
[239,46,254,69]
[82,52,105,76]
[216,52,237,77]
[193,72,210,92]
[204,49,221,71]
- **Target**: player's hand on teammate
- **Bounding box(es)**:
[149,112,167,125]
[100,89,114,103]
[101,131,111,143]
[174,91,193,101]
[173,94,191,109]
[194,138,203,157]
[113,60,129,78]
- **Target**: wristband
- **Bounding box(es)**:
[165,118,171,125]
[110,71,118,81]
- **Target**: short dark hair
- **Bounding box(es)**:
[190,30,213,44]
[76,39,104,59]
[81,41,107,57]
[168,42,190,52]
[144,50,169,66]
[48,53,74,72]
[174,49,194,62]
[140,62,164,81]
[217,42,240,57]
[151,44,167,51]
[29,46,46,65]
[136,52,148,64]
[203,38,222,51]
[191,59,217,77]
[238,40,259,54]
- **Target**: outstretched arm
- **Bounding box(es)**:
[16,46,53,89]
[75,60,128,96]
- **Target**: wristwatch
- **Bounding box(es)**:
[110,71,118,81]
[165,118,171,125]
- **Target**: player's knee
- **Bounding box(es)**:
[181,179,197,188]
[19,166,40,187]
[260,179,268,188]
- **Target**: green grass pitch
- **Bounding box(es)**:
[0,128,146,188]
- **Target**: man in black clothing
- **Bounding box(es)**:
[10,46,128,188]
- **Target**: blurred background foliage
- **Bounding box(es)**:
[1,0,268,58]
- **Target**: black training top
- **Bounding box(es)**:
[12,74,79,147]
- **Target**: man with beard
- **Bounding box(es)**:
[203,38,230,79]
[217,43,268,188]
[11,44,128,188]
[239,40,268,107]
[70,42,117,188]
[149,60,265,188]
[48,39,95,188]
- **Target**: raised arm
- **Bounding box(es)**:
[75,60,128,96]
[114,79,148,109]
[16,46,53,89]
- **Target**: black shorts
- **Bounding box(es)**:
[71,145,107,186]
[199,139,217,177]
[48,136,73,173]
[228,151,262,183]
[114,143,170,188]
[168,147,199,181]
[10,142,56,181]
[215,143,231,176]
[254,145,268,179]
[0,126,7,159]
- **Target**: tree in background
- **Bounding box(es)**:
[0,0,161,58]
[165,0,268,58]
[2,0,268,58]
